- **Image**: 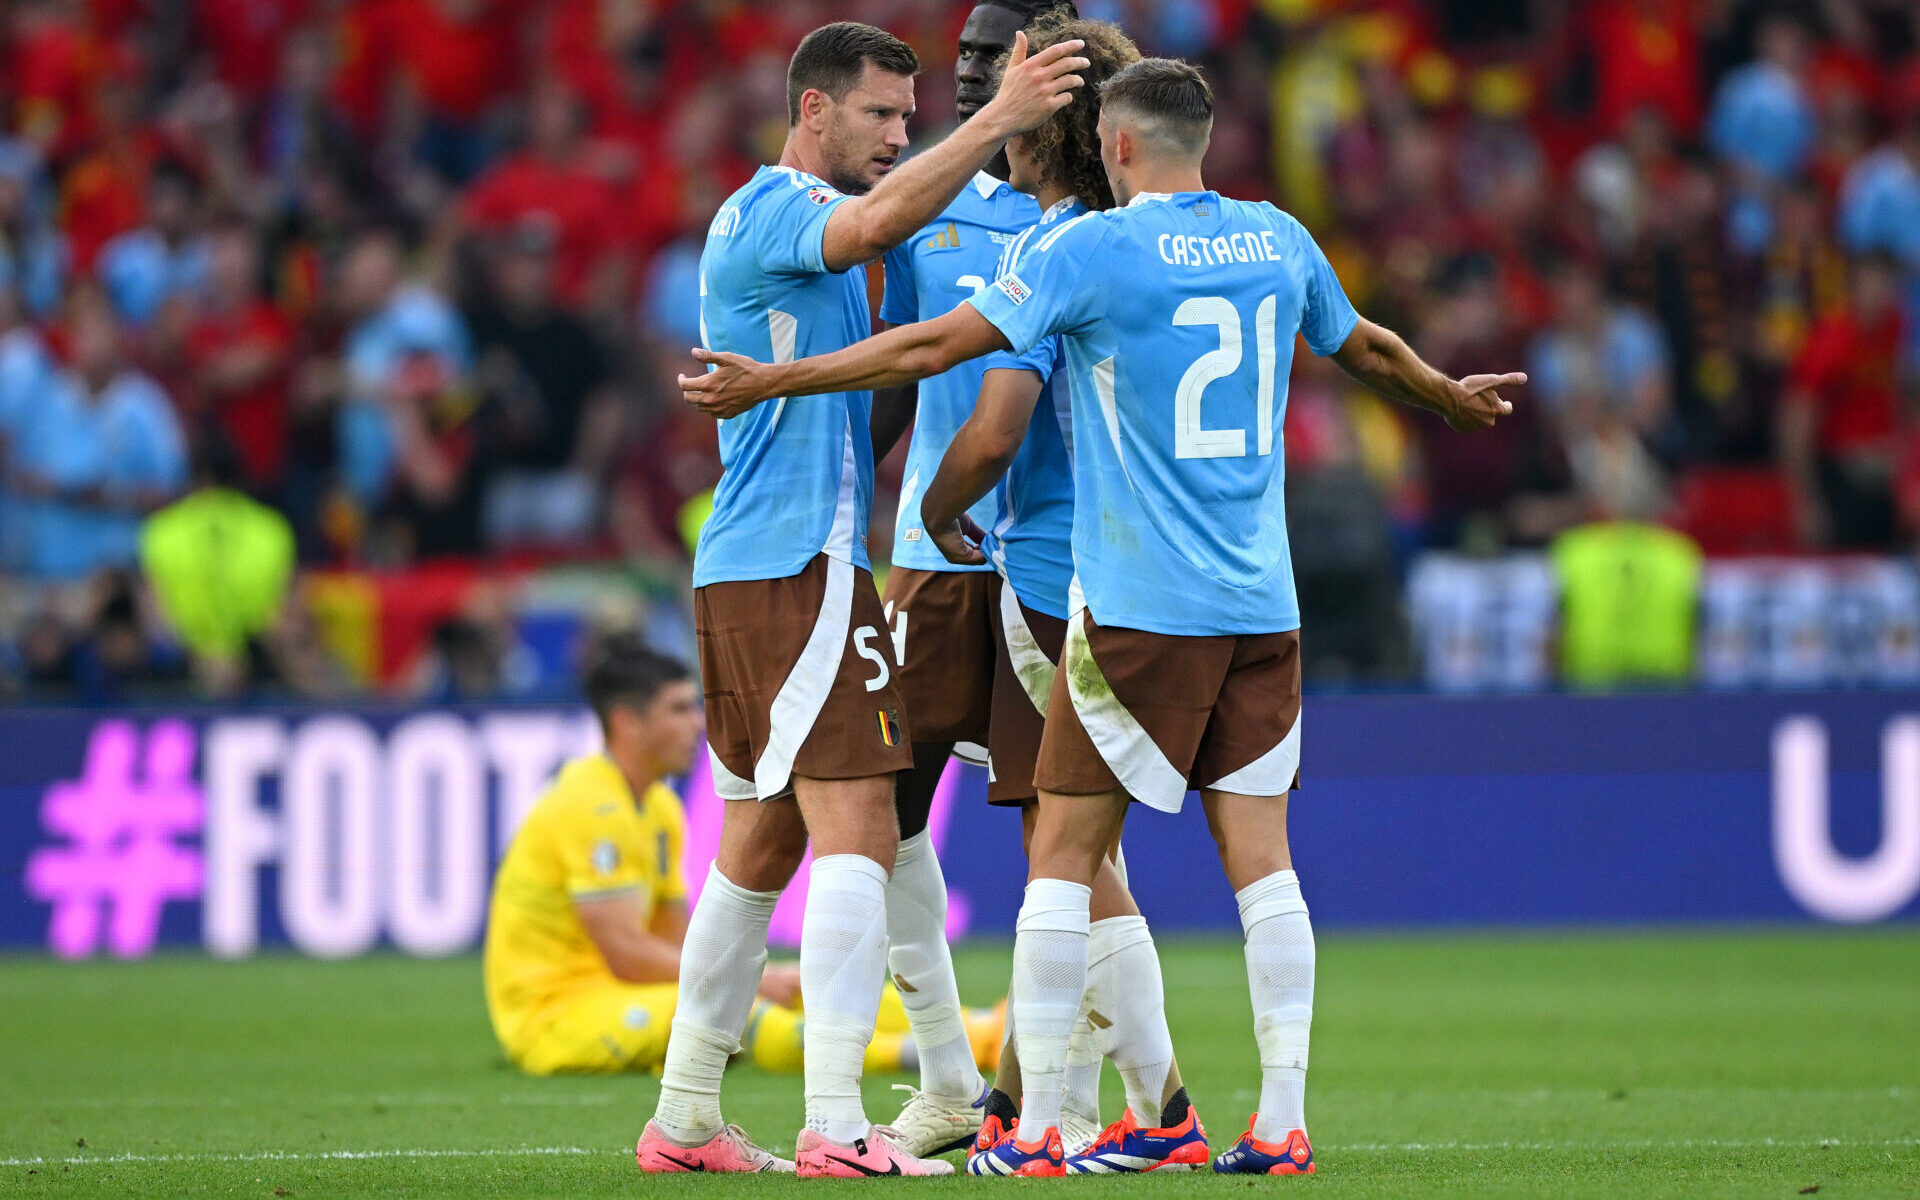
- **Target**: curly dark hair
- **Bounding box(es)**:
[1007,14,1140,211]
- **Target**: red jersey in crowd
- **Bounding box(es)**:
[1788,309,1906,456]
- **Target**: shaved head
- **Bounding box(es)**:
[1099,57,1213,159]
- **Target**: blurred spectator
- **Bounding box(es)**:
[9,287,187,579]
[1779,253,1909,549]
[1551,521,1702,689]
[0,138,69,320]
[96,160,210,329]
[1837,101,1920,363]
[461,79,628,311]
[139,441,296,671]
[466,219,620,552]
[180,218,296,494]
[1708,12,1816,252]
[335,225,473,517]
[1528,260,1673,520]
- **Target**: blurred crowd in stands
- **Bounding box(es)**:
[0,0,1917,699]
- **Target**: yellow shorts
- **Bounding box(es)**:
[511,982,678,1076]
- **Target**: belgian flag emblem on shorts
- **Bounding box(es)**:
[877,708,903,747]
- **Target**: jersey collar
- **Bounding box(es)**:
[1126,191,1173,207]
[971,171,1008,200]
[1042,194,1082,221]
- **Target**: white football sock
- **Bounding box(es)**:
[885,831,980,1099]
[1062,1002,1101,1126]
[801,853,891,1144]
[655,866,778,1143]
[1088,914,1175,1123]
[1238,870,1314,1141]
[1011,877,1091,1142]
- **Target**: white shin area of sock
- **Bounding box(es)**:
[655,866,779,1142]
[1088,914,1174,1123]
[1011,877,1092,1142]
[801,853,891,1144]
[1238,870,1314,1141]
[884,831,978,1098]
[1062,1002,1101,1124]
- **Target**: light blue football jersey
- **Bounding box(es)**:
[693,165,877,588]
[967,191,1360,636]
[974,196,1085,620]
[880,172,1039,573]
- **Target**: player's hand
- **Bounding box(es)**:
[757,963,802,1009]
[928,513,989,567]
[1445,372,1526,432]
[981,32,1088,138]
[680,347,776,419]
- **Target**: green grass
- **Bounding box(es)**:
[3,931,1917,1198]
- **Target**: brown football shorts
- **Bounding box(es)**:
[879,566,996,756]
[695,554,913,801]
[986,576,1068,806]
[1035,609,1302,813]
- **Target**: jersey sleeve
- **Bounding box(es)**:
[553,802,651,900]
[752,171,855,277]
[1289,216,1360,357]
[981,332,1060,381]
[879,241,918,325]
[965,215,1107,355]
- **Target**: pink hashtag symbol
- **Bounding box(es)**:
[24,720,205,958]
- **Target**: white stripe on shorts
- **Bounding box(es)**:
[1207,709,1302,797]
[999,581,1055,716]
[1060,612,1188,812]
[754,556,856,800]
[709,745,757,801]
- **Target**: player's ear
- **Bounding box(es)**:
[800,87,831,130]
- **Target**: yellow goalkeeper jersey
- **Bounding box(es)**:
[483,755,689,1049]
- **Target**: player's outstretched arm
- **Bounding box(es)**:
[920,367,1044,565]
[1330,316,1524,432]
[819,32,1088,273]
[680,304,1011,418]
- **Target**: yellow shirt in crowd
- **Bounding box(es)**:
[483,755,688,1050]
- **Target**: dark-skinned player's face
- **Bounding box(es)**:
[955,4,1025,121]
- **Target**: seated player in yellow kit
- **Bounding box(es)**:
[484,636,1001,1076]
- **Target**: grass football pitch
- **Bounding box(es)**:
[3,931,1917,1198]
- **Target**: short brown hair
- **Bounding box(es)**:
[1013,14,1140,210]
[786,22,920,127]
[1100,57,1213,153]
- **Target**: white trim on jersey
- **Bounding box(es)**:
[710,744,757,801]
[754,555,856,800]
[999,579,1055,715]
[953,741,991,767]
[1208,709,1302,797]
[971,171,1004,200]
[822,413,860,562]
[1036,211,1097,253]
[1061,612,1187,812]
[894,467,921,545]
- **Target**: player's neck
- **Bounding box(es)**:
[606,750,659,806]
[1036,183,1072,212]
[1119,168,1206,204]
[778,132,831,188]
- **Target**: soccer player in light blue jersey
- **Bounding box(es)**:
[637,21,1090,1180]
[681,57,1523,1178]
[916,15,1205,1178]
[859,2,1070,1161]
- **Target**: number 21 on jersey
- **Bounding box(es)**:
[1171,293,1278,460]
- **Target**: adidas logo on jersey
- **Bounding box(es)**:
[926,222,963,250]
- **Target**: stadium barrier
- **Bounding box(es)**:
[4,691,1917,959]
